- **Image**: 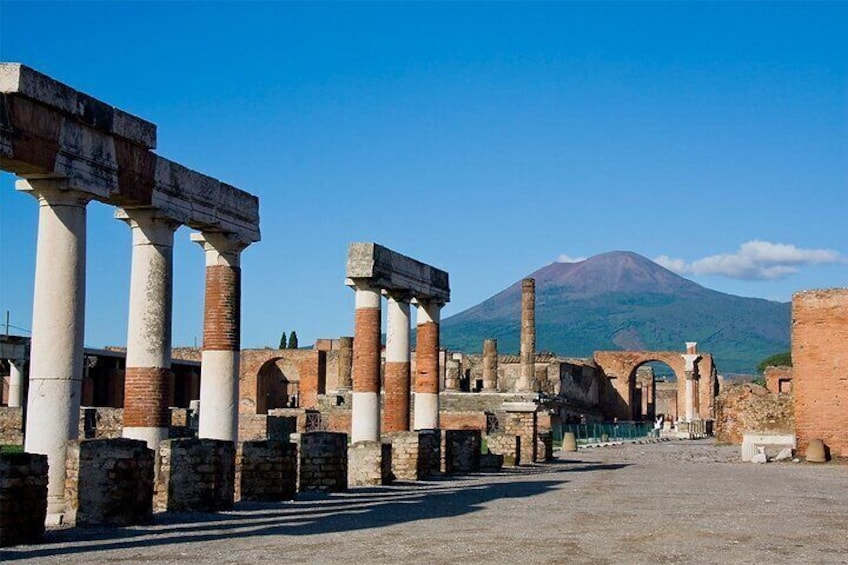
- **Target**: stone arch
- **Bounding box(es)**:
[255,358,295,414]
[594,350,716,422]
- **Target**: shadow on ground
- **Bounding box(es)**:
[2,462,628,560]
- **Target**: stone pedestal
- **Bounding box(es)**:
[486,433,520,467]
[237,440,297,501]
[444,429,481,473]
[298,432,348,492]
[502,402,539,464]
[348,441,392,487]
[154,439,235,513]
[0,452,48,547]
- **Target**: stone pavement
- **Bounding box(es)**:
[3,440,846,564]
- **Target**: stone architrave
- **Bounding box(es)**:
[350,280,382,443]
[384,292,411,433]
[518,278,536,393]
[119,209,179,449]
[193,232,248,442]
[17,179,91,516]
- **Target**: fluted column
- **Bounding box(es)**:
[518,278,536,392]
[192,232,246,441]
[350,280,382,442]
[118,209,179,449]
[482,339,498,392]
[17,179,90,515]
[414,299,442,430]
[384,292,411,432]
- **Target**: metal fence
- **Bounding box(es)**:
[552,422,656,446]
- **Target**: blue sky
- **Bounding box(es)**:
[1,1,846,349]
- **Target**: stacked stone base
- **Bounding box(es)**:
[298,432,347,492]
[348,441,392,486]
[444,429,481,473]
[486,433,521,466]
[155,439,235,513]
[237,440,297,501]
[65,438,154,526]
[0,453,48,547]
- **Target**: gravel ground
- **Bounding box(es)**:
[3,439,846,564]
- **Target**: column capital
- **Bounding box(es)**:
[116,208,180,246]
[383,289,412,303]
[682,353,701,374]
[16,178,94,207]
[414,298,443,325]
[191,231,249,267]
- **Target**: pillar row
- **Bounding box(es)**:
[384,292,411,433]
[350,280,381,443]
[17,179,90,515]
[192,232,246,442]
[414,299,442,430]
[119,209,178,449]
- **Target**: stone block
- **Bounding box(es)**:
[155,439,235,513]
[0,452,48,547]
[348,441,391,487]
[741,434,796,462]
[299,432,347,492]
[444,429,481,474]
[237,441,297,502]
[486,433,520,467]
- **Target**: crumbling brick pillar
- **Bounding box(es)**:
[414,299,442,430]
[18,180,91,515]
[192,232,247,442]
[337,336,353,391]
[518,278,536,393]
[119,209,178,449]
[792,289,848,457]
[0,452,48,547]
[349,280,382,443]
[482,339,498,392]
[64,438,154,526]
[384,292,411,432]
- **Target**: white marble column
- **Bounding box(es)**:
[350,280,382,443]
[414,299,442,430]
[682,342,701,423]
[192,232,246,442]
[17,179,90,515]
[118,209,178,449]
[7,360,25,408]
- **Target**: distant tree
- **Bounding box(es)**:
[756,351,792,374]
[288,331,299,349]
[279,331,287,349]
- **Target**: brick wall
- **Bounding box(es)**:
[439,411,487,432]
[155,439,235,512]
[714,383,794,445]
[0,452,47,547]
[203,265,241,350]
[765,366,793,395]
[793,289,848,457]
[65,438,154,526]
[0,407,23,445]
[298,432,347,492]
[236,440,297,502]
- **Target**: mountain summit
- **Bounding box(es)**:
[441,251,790,374]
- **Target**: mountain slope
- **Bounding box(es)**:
[441,251,790,374]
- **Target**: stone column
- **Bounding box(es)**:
[192,232,246,442]
[350,280,382,443]
[119,209,178,449]
[414,299,442,430]
[518,278,536,393]
[482,339,498,392]
[384,292,411,433]
[17,179,90,515]
[337,336,353,390]
[8,360,25,408]
[682,342,700,423]
[445,359,460,391]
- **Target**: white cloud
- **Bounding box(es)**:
[655,240,844,280]
[557,254,587,263]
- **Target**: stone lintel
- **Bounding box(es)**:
[0,63,156,149]
[502,401,538,413]
[346,242,450,303]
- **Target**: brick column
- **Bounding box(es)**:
[384,292,411,432]
[414,299,442,430]
[192,232,246,441]
[482,339,498,392]
[17,179,91,515]
[119,209,179,449]
[518,278,536,392]
[337,336,353,391]
[350,280,382,443]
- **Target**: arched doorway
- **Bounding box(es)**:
[256,358,297,414]
[628,361,679,422]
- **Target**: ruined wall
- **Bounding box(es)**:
[714,383,794,445]
[0,407,23,445]
[0,452,48,547]
[765,366,793,395]
[78,407,123,439]
[155,439,235,512]
[298,432,347,492]
[792,289,848,457]
[236,440,297,502]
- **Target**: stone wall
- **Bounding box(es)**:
[444,429,481,473]
[386,432,421,481]
[793,289,848,457]
[764,366,793,395]
[486,433,520,466]
[298,432,347,492]
[79,407,123,439]
[348,441,391,487]
[714,383,794,445]
[236,440,297,502]
[65,438,154,526]
[154,439,235,512]
[0,452,48,547]
[0,406,23,445]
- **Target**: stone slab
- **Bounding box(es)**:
[346,242,450,302]
[741,433,796,462]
